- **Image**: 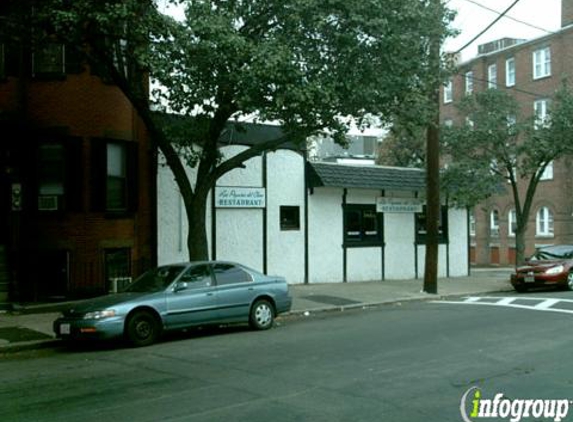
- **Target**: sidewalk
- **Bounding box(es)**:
[0,268,514,353]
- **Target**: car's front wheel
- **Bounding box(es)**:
[126,310,161,347]
[514,284,528,293]
[249,299,275,330]
[567,272,573,291]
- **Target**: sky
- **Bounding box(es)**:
[445,0,562,62]
[155,0,563,135]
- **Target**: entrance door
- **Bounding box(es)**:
[37,250,69,299]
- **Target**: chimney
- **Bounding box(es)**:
[563,0,573,27]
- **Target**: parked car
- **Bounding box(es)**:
[510,245,573,292]
[54,261,292,347]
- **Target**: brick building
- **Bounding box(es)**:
[0,5,156,301]
[440,0,573,266]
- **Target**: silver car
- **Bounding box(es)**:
[53,261,292,347]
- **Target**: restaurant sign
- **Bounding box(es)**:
[215,187,266,209]
[376,197,423,213]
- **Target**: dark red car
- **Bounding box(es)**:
[511,244,573,292]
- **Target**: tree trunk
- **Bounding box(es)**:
[186,192,210,262]
[514,227,527,266]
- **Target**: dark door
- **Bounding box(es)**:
[37,250,69,299]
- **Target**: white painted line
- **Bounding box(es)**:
[534,299,560,310]
[463,297,482,303]
[432,298,573,316]
[460,296,573,304]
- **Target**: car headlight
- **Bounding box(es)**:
[83,310,116,320]
[545,265,565,275]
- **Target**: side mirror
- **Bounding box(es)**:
[174,281,188,292]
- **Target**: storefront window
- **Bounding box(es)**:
[343,205,383,246]
[416,206,448,244]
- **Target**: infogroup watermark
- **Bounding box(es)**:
[460,387,571,422]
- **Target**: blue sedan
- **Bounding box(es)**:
[53,261,292,347]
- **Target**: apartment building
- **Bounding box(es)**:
[0,3,156,301]
[440,0,573,266]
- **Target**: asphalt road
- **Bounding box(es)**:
[2,291,573,422]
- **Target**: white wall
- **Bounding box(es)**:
[415,208,469,278]
[384,213,417,279]
[448,208,469,277]
[345,189,384,282]
[308,188,344,283]
[157,149,469,283]
[266,150,306,284]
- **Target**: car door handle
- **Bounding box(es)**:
[206,292,214,296]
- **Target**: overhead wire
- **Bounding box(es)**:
[458,0,555,35]
[454,0,523,54]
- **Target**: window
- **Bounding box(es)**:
[508,209,517,237]
[534,99,550,129]
[106,143,128,211]
[469,213,476,237]
[488,63,497,89]
[540,161,554,181]
[212,264,252,285]
[38,143,65,210]
[280,206,300,231]
[32,43,65,77]
[490,210,500,237]
[465,71,474,95]
[179,265,212,289]
[465,116,474,128]
[506,57,516,87]
[443,119,453,128]
[443,79,453,103]
[415,206,448,244]
[105,248,131,292]
[533,47,551,79]
[344,205,383,246]
[536,207,554,237]
[92,139,138,213]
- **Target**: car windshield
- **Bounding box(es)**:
[530,246,573,261]
[125,265,186,293]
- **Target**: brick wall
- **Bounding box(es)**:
[2,70,155,299]
[440,26,573,266]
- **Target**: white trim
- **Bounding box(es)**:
[533,47,551,80]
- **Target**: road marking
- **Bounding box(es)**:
[433,296,573,315]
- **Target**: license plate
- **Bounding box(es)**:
[525,275,535,283]
[60,323,71,335]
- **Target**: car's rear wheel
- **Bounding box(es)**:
[249,299,275,330]
[126,310,161,347]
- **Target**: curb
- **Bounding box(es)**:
[0,339,61,354]
[0,287,513,354]
[284,288,514,317]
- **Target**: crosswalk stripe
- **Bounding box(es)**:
[432,296,573,315]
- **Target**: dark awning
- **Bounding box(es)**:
[308,162,425,192]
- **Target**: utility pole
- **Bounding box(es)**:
[423,0,443,294]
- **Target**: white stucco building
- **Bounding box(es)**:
[157,125,469,284]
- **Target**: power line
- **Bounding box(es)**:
[458,0,555,35]
[455,0,523,54]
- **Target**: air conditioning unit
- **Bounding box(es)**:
[109,277,132,293]
[38,195,58,211]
